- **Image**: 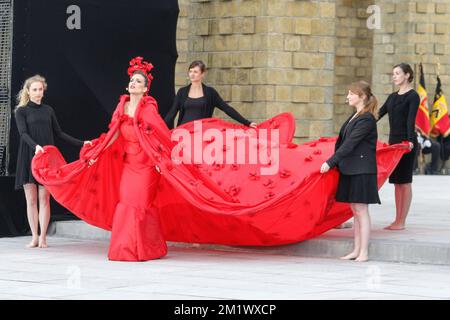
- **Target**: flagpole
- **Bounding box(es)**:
[415,50,424,90]
[417,52,425,173]
[414,63,418,89]
[436,60,440,77]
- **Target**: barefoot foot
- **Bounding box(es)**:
[355,254,369,262]
[26,238,39,248]
[334,221,353,229]
[384,223,405,230]
[340,252,359,260]
[38,238,48,248]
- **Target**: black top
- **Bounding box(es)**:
[378,90,420,144]
[14,101,83,189]
[164,83,251,129]
[326,112,378,175]
[438,134,450,160]
[178,96,207,126]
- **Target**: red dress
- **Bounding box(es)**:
[108,114,167,261]
[31,95,409,260]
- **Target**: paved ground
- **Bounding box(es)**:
[1,175,449,300]
[1,237,450,300]
[329,175,450,243]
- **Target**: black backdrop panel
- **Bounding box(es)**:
[3,0,178,234]
[9,0,178,174]
[0,176,29,237]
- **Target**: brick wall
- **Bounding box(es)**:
[334,0,374,133]
[373,0,450,142]
[176,0,450,151]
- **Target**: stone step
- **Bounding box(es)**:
[49,220,450,266]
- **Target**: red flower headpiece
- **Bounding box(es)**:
[127,56,154,90]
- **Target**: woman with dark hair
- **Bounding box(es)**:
[15,75,90,248]
[378,63,420,230]
[321,81,380,262]
[164,60,257,129]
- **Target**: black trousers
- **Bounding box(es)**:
[414,141,441,172]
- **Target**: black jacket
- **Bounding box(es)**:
[164,83,251,129]
[326,112,378,175]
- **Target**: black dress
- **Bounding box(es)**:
[178,96,207,126]
[14,101,83,190]
[378,90,420,184]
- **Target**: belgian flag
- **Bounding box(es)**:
[431,76,450,138]
[416,63,431,136]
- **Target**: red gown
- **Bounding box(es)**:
[108,114,167,261]
[32,94,409,260]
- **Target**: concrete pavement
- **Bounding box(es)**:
[1,175,449,299]
[1,236,450,299]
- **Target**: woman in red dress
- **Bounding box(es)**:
[32,57,410,261]
[102,62,167,261]
[33,58,167,261]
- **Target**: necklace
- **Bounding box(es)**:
[349,112,359,123]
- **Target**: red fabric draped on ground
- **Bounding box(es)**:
[32,95,409,246]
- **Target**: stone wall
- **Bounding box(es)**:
[373,0,450,142]
[176,0,450,149]
[176,0,337,142]
[333,0,374,133]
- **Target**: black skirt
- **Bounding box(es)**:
[389,141,417,184]
[15,140,41,189]
[336,173,381,204]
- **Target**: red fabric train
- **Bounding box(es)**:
[32,95,409,246]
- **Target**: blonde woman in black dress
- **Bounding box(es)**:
[321,81,380,262]
[15,75,91,248]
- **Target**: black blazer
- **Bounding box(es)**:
[164,83,251,129]
[326,112,378,175]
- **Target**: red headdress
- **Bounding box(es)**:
[127,56,154,91]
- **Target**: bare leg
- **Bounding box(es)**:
[385,184,403,229]
[385,184,410,230]
[340,204,361,260]
[23,184,39,248]
[399,183,412,226]
[38,186,51,248]
[354,203,371,262]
